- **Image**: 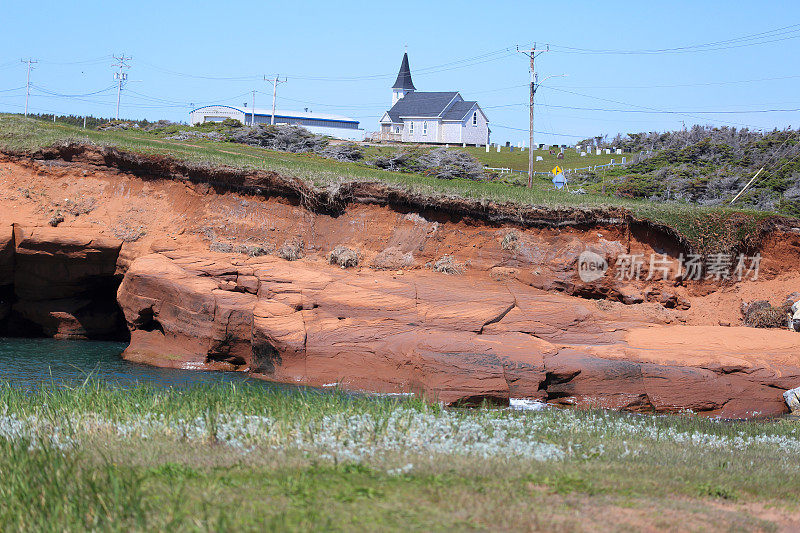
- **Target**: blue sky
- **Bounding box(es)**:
[1,0,799,145]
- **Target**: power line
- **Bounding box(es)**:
[547,23,800,54]
[126,88,253,107]
[532,102,800,115]
[538,85,760,128]
[37,55,114,66]
[491,123,585,138]
[32,84,117,97]
[136,46,520,83]
[547,74,800,90]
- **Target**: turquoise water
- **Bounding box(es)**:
[0,337,280,390]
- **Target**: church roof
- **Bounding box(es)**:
[385,91,459,122]
[442,100,478,121]
[392,53,416,91]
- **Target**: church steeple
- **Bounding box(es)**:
[391,52,415,106]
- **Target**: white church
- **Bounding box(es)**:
[379,53,490,145]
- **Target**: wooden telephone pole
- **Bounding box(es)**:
[20,58,37,117]
[264,75,288,125]
[517,44,549,188]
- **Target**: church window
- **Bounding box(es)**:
[473,112,477,126]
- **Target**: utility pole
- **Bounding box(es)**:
[517,44,549,188]
[251,90,256,125]
[112,53,132,120]
[20,58,37,117]
[264,75,287,125]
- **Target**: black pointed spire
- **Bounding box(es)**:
[392,53,416,91]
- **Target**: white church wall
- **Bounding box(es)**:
[402,118,440,143]
[440,122,463,144]
[460,107,489,146]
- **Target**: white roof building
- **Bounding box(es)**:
[189,105,365,141]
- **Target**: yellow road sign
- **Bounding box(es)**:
[552,165,563,175]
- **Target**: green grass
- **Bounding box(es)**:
[459,144,622,172]
[361,142,622,173]
[0,113,790,254]
[0,381,798,531]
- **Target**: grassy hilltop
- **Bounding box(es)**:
[0,113,791,254]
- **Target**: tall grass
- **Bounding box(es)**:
[0,438,147,531]
[0,382,796,529]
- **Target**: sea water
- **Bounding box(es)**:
[0,337,273,390]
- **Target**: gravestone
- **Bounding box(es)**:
[622,157,626,164]
[497,145,501,153]
[462,143,466,148]
[605,148,610,154]
[580,152,586,157]
[486,144,490,153]
[616,148,622,155]
[536,156,543,161]
[596,149,601,155]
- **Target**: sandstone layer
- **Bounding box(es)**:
[114,245,800,417]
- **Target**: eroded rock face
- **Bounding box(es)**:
[2,226,126,339]
[0,226,14,324]
[117,248,800,418]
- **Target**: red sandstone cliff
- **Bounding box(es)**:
[2,147,800,417]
